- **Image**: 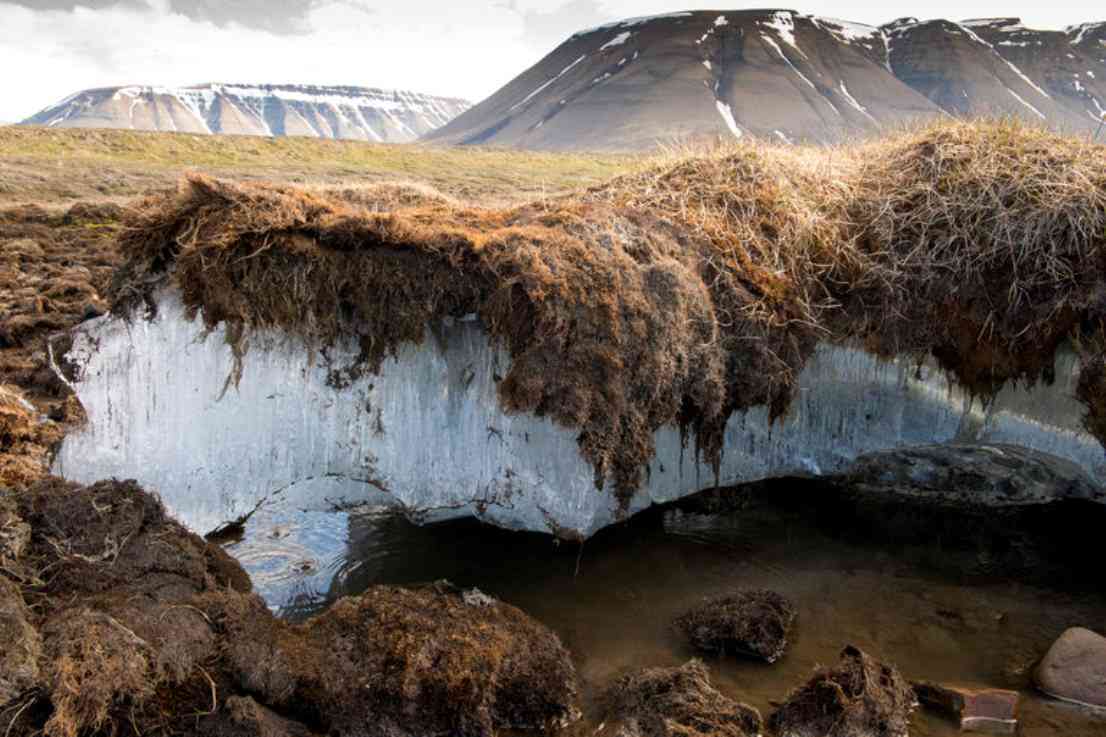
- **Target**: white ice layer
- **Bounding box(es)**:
[53,290,1106,543]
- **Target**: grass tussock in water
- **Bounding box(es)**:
[113,119,1106,502]
[602,659,763,737]
[768,646,916,737]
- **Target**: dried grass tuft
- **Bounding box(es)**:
[113,119,1106,502]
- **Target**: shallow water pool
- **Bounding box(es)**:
[228,482,1106,736]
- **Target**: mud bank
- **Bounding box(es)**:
[53,288,1106,540]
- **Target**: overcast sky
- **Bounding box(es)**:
[0,0,1101,122]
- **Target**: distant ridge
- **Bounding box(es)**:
[22,83,472,142]
[426,10,1106,150]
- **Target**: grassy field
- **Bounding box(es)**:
[0,126,637,206]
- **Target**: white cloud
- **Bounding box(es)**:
[0,0,1102,122]
[0,0,537,120]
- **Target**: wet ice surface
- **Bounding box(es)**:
[258,486,1106,737]
[54,291,1106,545]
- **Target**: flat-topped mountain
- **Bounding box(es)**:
[426,10,1106,149]
[21,83,471,142]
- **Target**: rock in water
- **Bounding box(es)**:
[838,444,1102,508]
[914,682,1019,734]
[1035,627,1106,708]
[602,660,762,737]
[769,646,915,737]
[673,589,796,662]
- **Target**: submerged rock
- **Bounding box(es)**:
[769,646,915,737]
[838,443,1101,507]
[601,659,762,737]
[1035,627,1106,709]
[673,589,796,662]
[914,682,1019,734]
[3,478,578,737]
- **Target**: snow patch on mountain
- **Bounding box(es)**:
[599,31,633,51]
[761,11,808,59]
[510,55,587,112]
[761,35,816,90]
[715,99,742,138]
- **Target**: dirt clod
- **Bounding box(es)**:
[0,491,30,569]
[0,201,124,488]
[206,696,319,737]
[0,577,39,707]
[2,478,578,737]
[674,589,796,662]
[205,581,579,737]
[602,659,762,737]
[768,646,915,737]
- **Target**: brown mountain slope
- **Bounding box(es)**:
[887,18,1106,130]
[427,10,943,149]
[427,10,1106,151]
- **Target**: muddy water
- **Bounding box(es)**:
[232,484,1106,736]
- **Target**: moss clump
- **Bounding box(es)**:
[203,582,578,737]
[674,589,796,662]
[768,646,915,737]
[602,659,762,737]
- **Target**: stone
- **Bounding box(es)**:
[839,443,1101,508]
[914,681,1019,734]
[1035,627,1106,708]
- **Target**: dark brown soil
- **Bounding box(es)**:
[601,659,762,737]
[0,478,579,737]
[673,589,796,662]
[202,581,578,737]
[0,576,39,706]
[768,645,916,737]
[0,201,124,487]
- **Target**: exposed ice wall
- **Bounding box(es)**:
[53,290,1106,543]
